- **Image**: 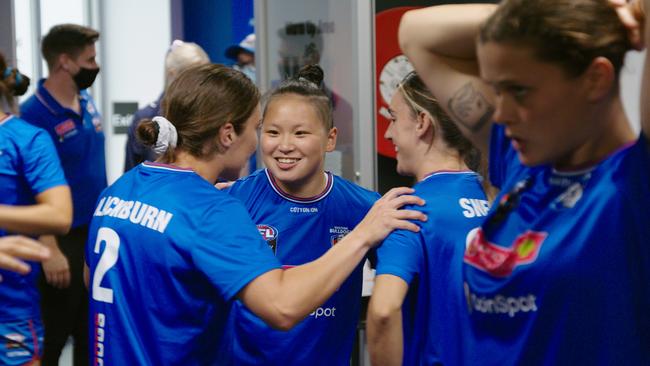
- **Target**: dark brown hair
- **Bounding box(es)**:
[0,52,30,110]
[41,24,99,69]
[264,64,333,131]
[136,63,260,162]
[399,71,483,173]
[479,0,630,78]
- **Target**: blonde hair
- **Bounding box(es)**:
[165,41,210,86]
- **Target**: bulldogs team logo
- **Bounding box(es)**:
[257,224,278,254]
[329,226,351,246]
[464,228,547,277]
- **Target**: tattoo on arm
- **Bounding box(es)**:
[448,82,495,132]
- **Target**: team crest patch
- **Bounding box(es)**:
[54,119,77,139]
[329,226,351,246]
[3,332,26,349]
[257,224,278,254]
[464,228,547,277]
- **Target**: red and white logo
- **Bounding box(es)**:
[257,224,278,254]
[464,229,547,277]
[54,119,77,139]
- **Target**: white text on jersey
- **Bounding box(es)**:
[459,198,490,218]
[93,196,174,234]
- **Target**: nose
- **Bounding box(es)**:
[278,134,294,153]
[492,95,516,126]
[384,121,393,141]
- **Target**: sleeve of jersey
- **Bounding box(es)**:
[22,128,68,195]
[488,124,519,189]
[191,199,282,301]
[375,228,424,285]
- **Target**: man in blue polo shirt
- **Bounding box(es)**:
[20,23,106,366]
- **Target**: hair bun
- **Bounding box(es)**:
[296,64,324,88]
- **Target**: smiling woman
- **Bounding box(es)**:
[398,0,650,364]
[222,65,383,365]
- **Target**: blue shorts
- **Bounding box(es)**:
[0,318,43,366]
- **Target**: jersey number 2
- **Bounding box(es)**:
[92,227,120,304]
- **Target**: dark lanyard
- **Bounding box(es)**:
[484,175,535,232]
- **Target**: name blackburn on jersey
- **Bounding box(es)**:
[93,196,174,234]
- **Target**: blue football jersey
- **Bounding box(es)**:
[85,162,281,365]
[460,125,650,365]
[225,169,379,366]
[375,171,488,366]
[0,115,67,322]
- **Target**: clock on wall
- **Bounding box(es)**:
[379,54,414,107]
[375,6,417,159]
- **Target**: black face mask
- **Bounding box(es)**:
[73,66,100,90]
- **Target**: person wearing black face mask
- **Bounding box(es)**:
[20,24,106,366]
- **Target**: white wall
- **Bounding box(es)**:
[98,0,171,183]
[621,50,644,133]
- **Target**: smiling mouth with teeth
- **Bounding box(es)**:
[277,158,300,164]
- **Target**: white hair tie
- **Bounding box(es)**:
[152,116,178,156]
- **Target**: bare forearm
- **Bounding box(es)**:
[368,307,404,366]
[39,235,60,251]
[0,204,71,235]
[280,232,368,316]
[246,232,370,329]
[399,4,496,61]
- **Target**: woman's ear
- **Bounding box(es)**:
[326,127,338,152]
[415,111,434,138]
[218,122,236,149]
[582,56,616,101]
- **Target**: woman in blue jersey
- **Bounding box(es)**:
[366,71,488,366]
[0,52,72,366]
[84,63,426,365]
[398,0,650,364]
[222,64,379,365]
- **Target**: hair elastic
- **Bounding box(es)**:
[152,116,178,156]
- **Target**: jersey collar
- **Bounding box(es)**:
[265,169,334,204]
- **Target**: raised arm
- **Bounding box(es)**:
[399,4,496,156]
[238,187,427,330]
[610,0,649,140]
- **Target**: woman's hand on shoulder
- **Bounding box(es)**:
[349,187,426,248]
